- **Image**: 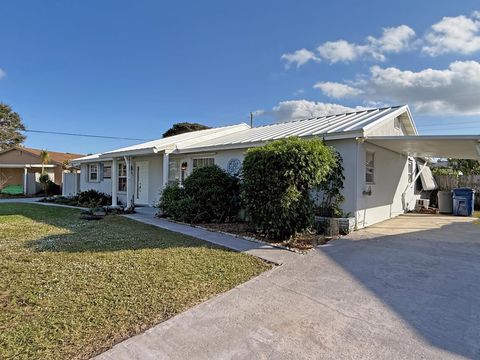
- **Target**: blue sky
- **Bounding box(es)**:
[1,0,479,154]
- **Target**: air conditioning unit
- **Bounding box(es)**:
[415,199,430,211]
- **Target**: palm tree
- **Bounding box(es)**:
[39,150,50,175]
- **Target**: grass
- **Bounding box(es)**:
[0,203,270,360]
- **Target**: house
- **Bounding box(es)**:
[71,105,480,228]
[0,147,84,195]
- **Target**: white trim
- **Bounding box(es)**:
[88,163,100,182]
[0,164,56,168]
[111,158,118,206]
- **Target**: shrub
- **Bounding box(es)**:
[45,180,61,196]
[315,150,345,218]
[158,166,240,223]
[77,189,112,208]
[241,137,335,240]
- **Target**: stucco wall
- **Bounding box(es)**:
[79,155,164,206]
[0,148,40,164]
[355,142,417,228]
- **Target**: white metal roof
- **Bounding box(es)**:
[179,105,413,152]
[72,105,415,162]
[366,135,480,159]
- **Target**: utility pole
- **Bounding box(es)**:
[250,112,253,128]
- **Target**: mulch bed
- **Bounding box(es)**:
[201,222,326,252]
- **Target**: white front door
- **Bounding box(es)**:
[135,161,149,205]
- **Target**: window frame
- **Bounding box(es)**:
[103,165,112,179]
[192,157,215,171]
[118,162,127,193]
[88,164,99,182]
[365,151,375,184]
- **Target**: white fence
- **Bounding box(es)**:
[62,172,81,196]
[434,175,480,209]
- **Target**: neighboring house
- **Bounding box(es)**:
[71,105,480,228]
[0,147,84,195]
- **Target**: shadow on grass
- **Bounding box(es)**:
[0,202,226,253]
[318,217,480,359]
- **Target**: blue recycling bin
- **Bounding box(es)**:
[452,188,475,216]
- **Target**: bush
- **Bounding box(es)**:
[77,190,112,207]
[315,150,345,218]
[242,137,335,240]
[45,180,61,196]
[158,166,240,223]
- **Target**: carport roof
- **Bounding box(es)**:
[366,135,480,159]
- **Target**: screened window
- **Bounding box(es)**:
[118,163,127,192]
[192,157,214,170]
[365,151,375,184]
[88,164,98,182]
[103,165,112,179]
[168,160,180,183]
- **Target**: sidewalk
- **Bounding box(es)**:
[125,207,299,265]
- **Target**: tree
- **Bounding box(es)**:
[241,137,336,240]
[39,150,50,175]
[162,122,210,138]
[0,103,26,150]
[448,159,480,175]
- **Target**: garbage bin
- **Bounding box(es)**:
[452,188,475,216]
[437,190,453,214]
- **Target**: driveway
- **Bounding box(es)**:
[97,214,480,360]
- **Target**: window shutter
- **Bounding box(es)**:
[99,163,104,181]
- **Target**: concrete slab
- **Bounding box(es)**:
[95,214,480,359]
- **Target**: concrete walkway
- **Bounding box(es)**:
[96,214,480,360]
[125,207,299,265]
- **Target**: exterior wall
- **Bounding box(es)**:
[0,168,23,185]
[355,142,417,228]
[366,116,408,136]
[0,148,40,164]
[79,155,164,207]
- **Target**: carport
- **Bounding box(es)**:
[365,135,480,160]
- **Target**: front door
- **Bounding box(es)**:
[135,161,149,205]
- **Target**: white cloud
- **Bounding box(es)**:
[271,100,366,122]
[0,68,5,79]
[314,81,363,98]
[251,109,265,116]
[423,13,480,55]
[283,25,415,66]
[317,40,369,63]
[280,48,319,68]
[367,25,416,53]
[319,61,480,115]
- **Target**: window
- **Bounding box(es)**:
[192,157,214,170]
[103,165,112,179]
[394,117,401,130]
[408,158,415,183]
[365,151,375,184]
[118,163,127,192]
[168,160,180,183]
[88,164,99,182]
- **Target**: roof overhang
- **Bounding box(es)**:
[365,135,480,159]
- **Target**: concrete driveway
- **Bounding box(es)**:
[97,214,480,360]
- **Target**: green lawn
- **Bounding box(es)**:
[0,203,270,359]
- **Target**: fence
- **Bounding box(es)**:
[434,175,480,210]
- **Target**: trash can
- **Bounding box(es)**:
[452,188,475,216]
[437,190,453,214]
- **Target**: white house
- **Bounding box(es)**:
[71,105,480,228]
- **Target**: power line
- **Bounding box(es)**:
[23,129,152,141]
